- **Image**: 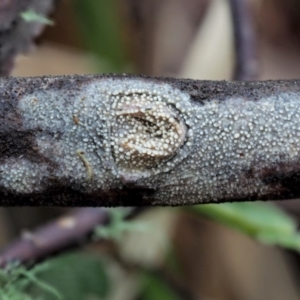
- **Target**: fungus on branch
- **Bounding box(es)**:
[0,74,300,206]
[110,84,193,180]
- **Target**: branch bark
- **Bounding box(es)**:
[0,74,300,206]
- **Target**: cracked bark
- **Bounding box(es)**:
[0,74,299,206]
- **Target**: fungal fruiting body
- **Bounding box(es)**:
[1,76,300,205]
[153,93,300,204]
[13,78,193,196]
[110,84,193,178]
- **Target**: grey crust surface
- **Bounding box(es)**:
[0,74,299,206]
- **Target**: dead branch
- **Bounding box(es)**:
[0,74,299,206]
[0,207,145,267]
[0,208,109,267]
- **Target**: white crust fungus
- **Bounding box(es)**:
[3,77,300,204]
[10,78,193,194]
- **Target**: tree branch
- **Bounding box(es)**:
[0,207,145,267]
[0,208,109,267]
[0,74,299,206]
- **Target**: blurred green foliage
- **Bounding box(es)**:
[72,0,130,73]
[32,252,110,300]
[0,262,61,300]
[0,253,110,300]
[141,273,181,300]
[190,202,300,252]
[21,9,54,26]
[94,208,150,241]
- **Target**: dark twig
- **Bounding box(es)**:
[229,0,258,80]
[0,208,110,267]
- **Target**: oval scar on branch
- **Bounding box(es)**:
[110,90,192,178]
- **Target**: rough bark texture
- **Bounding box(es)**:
[0,0,55,75]
[1,74,300,206]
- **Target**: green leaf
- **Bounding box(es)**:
[141,272,181,300]
[0,262,61,300]
[189,202,300,252]
[32,252,110,300]
[72,0,130,73]
[20,9,54,26]
[94,208,150,241]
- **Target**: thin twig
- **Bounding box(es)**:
[0,205,146,268]
[229,0,258,80]
[0,208,109,267]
